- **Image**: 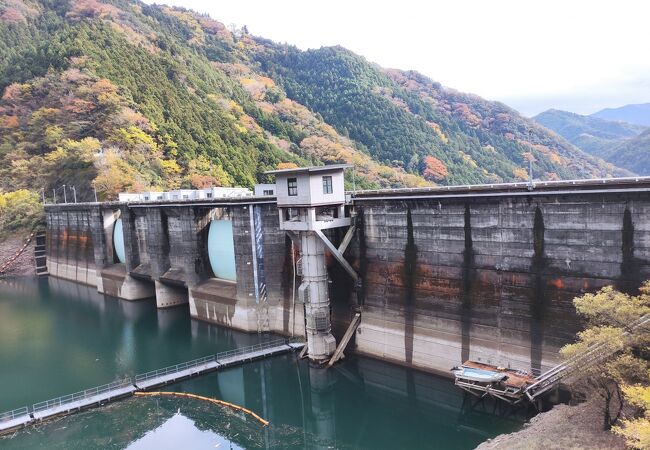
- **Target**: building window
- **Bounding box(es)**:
[206,192,213,198]
[288,178,298,196]
[322,176,333,194]
[263,189,274,196]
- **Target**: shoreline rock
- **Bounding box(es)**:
[476,398,626,450]
[0,234,37,277]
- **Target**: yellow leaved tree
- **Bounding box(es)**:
[561,283,650,436]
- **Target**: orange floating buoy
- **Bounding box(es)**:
[134,391,269,426]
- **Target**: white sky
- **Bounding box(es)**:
[143,0,650,116]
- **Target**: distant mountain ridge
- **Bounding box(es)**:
[534,108,650,175]
[603,129,650,175]
[592,103,650,127]
[534,109,645,141]
[0,0,629,201]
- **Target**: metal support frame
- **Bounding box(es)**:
[338,224,356,255]
[327,312,361,367]
[313,229,358,283]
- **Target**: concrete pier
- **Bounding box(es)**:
[300,233,336,361]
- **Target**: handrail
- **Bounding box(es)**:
[32,378,133,413]
[0,337,301,425]
[525,314,650,399]
[351,175,650,197]
[0,406,29,422]
[134,338,287,383]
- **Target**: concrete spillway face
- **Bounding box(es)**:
[207,220,236,281]
[113,218,126,264]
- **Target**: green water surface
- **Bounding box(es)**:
[0,278,523,449]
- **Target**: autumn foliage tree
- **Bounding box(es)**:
[277,162,299,170]
[614,384,650,448]
[421,155,448,181]
[561,284,650,434]
[0,190,43,237]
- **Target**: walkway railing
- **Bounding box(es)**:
[0,337,301,428]
[135,355,217,384]
[524,314,650,401]
[32,378,133,413]
[0,406,29,422]
[134,338,287,384]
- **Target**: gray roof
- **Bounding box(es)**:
[264,164,352,176]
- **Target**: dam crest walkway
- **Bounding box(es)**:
[0,338,303,435]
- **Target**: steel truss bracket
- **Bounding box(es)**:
[338,224,356,255]
[313,229,359,283]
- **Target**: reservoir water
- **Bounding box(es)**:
[0,278,523,449]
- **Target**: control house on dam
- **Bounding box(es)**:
[44,168,650,377]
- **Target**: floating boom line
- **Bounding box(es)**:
[134,391,269,426]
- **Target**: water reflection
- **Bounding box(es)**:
[126,412,244,450]
[162,354,523,449]
[0,277,268,410]
[1,353,523,450]
[0,278,524,449]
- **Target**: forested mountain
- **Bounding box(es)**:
[601,129,650,175]
[535,109,645,142]
[0,0,628,202]
[256,46,627,184]
[534,108,650,175]
[592,103,650,127]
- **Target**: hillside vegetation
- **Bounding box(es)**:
[535,109,650,175]
[0,0,628,203]
[603,129,650,175]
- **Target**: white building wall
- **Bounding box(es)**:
[307,171,345,205]
[254,184,276,196]
[118,193,142,202]
[275,173,312,206]
[275,170,345,207]
[207,187,252,198]
[118,187,251,202]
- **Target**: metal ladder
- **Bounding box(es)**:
[525,314,650,401]
[34,232,48,277]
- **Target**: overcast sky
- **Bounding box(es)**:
[143,0,650,116]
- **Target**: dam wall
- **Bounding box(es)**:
[45,200,304,337]
[347,187,650,374]
[46,205,102,286]
[44,179,650,375]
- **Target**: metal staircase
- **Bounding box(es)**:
[524,314,650,401]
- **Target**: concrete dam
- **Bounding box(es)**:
[44,174,650,376]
